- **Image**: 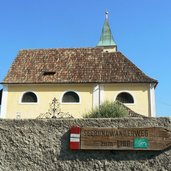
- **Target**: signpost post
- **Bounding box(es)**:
[70,127,171,151]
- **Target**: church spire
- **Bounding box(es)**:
[97,11,117,52]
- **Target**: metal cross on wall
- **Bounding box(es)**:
[37,97,73,119]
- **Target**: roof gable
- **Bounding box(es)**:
[2,48,157,84]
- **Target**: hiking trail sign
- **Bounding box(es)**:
[70,126,171,151]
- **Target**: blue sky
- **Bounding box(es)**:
[0,0,171,117]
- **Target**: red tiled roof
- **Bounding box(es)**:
[2,48,157,84]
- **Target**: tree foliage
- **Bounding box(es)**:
[84,101,128,118]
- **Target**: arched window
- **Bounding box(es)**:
[116,92,134,104]
[21,92,38,103]
[62,91,80,103]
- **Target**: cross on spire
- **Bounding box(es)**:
[105,10,109,19]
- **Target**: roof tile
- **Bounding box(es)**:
[2,48,157,84]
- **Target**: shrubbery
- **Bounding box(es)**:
[84,101,128,118]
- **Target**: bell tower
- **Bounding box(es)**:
[97,11,117,52]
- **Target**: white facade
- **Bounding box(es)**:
[0,85,8,119]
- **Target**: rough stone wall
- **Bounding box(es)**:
[0,117,171,171]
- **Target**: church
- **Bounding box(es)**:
[0,12,158,119]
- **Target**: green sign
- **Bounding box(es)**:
[134,138,148,148]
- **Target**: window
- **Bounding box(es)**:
[62,91,80,103]
[116,92,134,104]
[43,71,56,76]
[21,92,38,103]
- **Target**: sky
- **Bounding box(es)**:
[0,0,171,117]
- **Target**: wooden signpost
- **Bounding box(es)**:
[70,127,171,151]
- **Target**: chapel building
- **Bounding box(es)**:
[0,12,158,119]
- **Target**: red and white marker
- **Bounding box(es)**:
[70,126,81,150]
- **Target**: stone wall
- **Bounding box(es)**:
[0,117,171,171]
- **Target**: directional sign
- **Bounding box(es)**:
[70,127,171,151]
